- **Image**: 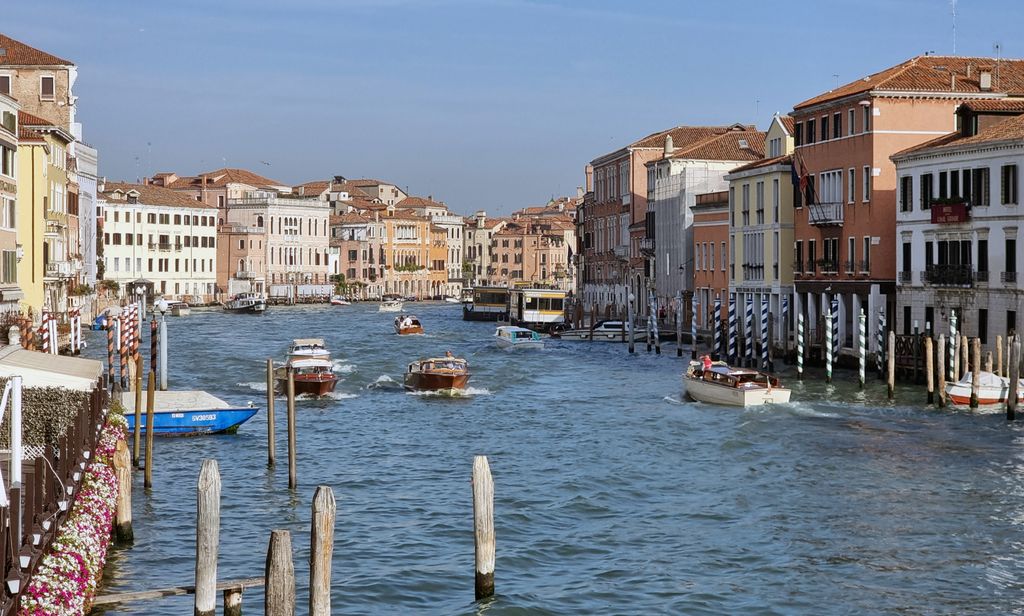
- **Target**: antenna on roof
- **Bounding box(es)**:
[995,42,1002,88]
[951,0,957,55]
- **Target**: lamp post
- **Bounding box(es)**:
[157,297,169,391]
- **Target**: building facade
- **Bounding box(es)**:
[892,103,1024,351]
[692,191,730,340]
[100,182,219,300]
[464,211,506,288]
[0,95,21,316]
[396,196,465,297]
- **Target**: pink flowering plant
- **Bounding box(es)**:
[19,410,126,616]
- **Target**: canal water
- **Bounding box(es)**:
[85,302,1024,615]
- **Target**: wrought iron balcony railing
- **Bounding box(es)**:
[925,264,973,286]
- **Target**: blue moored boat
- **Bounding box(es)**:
[123,390,259,436]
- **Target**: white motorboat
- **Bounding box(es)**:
[379,299,404,312]
[494,325,544,350]
[444,296,461,304]
[683,360,790,407]
[554,320,647,342]
[287,338,331,361]
[169,301,191,317]
[945,370,1024,405]
[223,292,267,314]
[330,295,351,306]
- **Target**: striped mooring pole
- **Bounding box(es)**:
[760,297,769,370]
[728,295,737,364]
[745,297,754,367]
[150,318,158,377]
[713,295,722,359]
[106,321,115,386]
[831,297,840,368]
[39,312,49,354]
[825,304,834,384]
[876,307,885,378]
[948,310,957,382]
[797,312,805,380]
[858,308,867,389]
[691,294,698,360]
[120,313,129,389]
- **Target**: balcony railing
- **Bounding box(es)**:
[844,260,855,273]
[818,260,838,274]
[1002,271,1018,283]
[925,264,973,286]
[807,201,844,226]
[898,270,913,283]
[235,270,256,279]
[805,260,817,274]
[976,270,989,283]
[45,260,73,278]
[859,260,870,272]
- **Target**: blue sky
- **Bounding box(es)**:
[7,0,1024,214]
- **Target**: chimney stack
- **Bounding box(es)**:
[664,135,675,156]
[980,70,992,91]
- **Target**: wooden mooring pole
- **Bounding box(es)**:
[310,486,336,615]
[287,369,297,490]
[113,439,133,544]
[195,459,221,616]
[925,336,934,405]
[887,331,895,400]
[937,334,947,408]
[472,455,495,601]
[961,334,969,380]
[133,356,143,467]
[1009,336,1020,421]
[267,359,276,467]
[997,334,1004,377]
[265,529,295,616]
[144,370,156,489]
[985,351,994,373]
[970,338,981,409]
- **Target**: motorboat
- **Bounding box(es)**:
[277,358,339,397]
[945,371,1024,405]
[404,354,470,394]
[330,295,351,306]
[444,296,461,304]
[495,326,544,350]
[683,360,791,406]
[553,320,647,342]
[169,301,191,317]
[287,338,331,361]
[394,315,424,335]
[379,299,404,312]
[223,292,267,314]
[123,390,259,436]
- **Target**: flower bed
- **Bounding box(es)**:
[19,412,126,616]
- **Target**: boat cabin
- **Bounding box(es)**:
[289,338,329,357]
[507,288,566,332]
[694,364,779,389]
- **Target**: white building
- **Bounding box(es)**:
[99,182,219,300]
[892,101,1024,351]
[75,143,100,285]
[464,211,506,288]
[646,126,765,306]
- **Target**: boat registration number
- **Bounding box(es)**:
[192,414,216,422]
[172,413,184,418]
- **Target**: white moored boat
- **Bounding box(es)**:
[379,299,404,312]
[683,360,790,407]
[945,371,1024,406]
[494,326,544,350]
[554,320,647,342]
[330,295,351,306]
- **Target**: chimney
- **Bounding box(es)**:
[664,135,674,156]
[980,70,992,91]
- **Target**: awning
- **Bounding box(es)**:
[0,346,102,391]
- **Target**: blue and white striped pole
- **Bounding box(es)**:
[691,294,698,360]
[760,297,769,370]
[858,308,867,388]
[825,304,834,384]
[797,312,804,381]
[876,307,885,378]
[949,310,958,381]
[782,295,789,357]
[745,297,754,367]
[713,295,722,359]
[728,295,737,364]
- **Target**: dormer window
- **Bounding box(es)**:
[127,194,138,204]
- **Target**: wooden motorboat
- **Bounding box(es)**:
[379,299,404,313]
[330,295,351,306]
[169,301,191,316]
[945,371,1024,405]
[287,338,330,361]
[394,314,424,335]
[495,325,544,350]
[553,320,647,342]
[123,390,259,436]
[404,354,470,393]
[223,292,267,314]
[683,360,790,406]
[277,358,339,397]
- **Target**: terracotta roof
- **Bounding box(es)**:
[665,129,765,161]
[167,168,287,190]
[778,115,795,136]
[795,55,1024,110]
[958,99,1024,113]
[294,181,329,196]
[894,113,1024,158]
[348,178,395,187]
[592,124,757,165]
[17,110,69,142]
[100,182,216,209]
[385,209,425,221]
[0,34,73,66]
[397,196,446,209]
[728,154,793,174]
[331,213,371,225]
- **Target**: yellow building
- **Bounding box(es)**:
[723,113,796,350]
[380,207,450,299]
[16,111,74,316]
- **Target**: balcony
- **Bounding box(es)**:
[235,270,256,280]
[818,260,839,274]
[148,242,172,251]
[898,270,913,284]
[925,264,973,287]
[45,260,73,278]
[976,270,989,283]
[1002,271,1018,284]
[807,201,844,226]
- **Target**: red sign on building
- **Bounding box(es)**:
[931,202,970,224]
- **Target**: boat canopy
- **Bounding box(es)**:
[291,338,327,348]
[286,358,333,369]
[122,390,234,413]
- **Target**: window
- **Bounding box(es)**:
[863,166,871,202]
[862,236,871,272]
[939,171,948,199]
[0,144,14,178]
[710,241,715,270]
[951,169,960,198]
[0,197,13,229]
[1,250,16,284]
[806,119,816,144]
[217,195,225,207]
[1009,311,1017,335]
[978,239,988,274]
[721,242,726,271]
[921,173,934,210]
[973,167,991,206]
[741,184,750,225]
[848,168,855,203]
[40,76,55,100]
[821,115,829,142]
[1007,238,1017,274]
[794,122,803,146]
[755,181,764,224]
[902,241,911,273]
[847,237,856,272]
[772,179,779,223]
[899,176,913,212]
[0,75,9,96]
[833,112,841,139]
[125,233,134,246]
[795,240,803,272]
[863,105,871,132]
[848,109,855,136]
[1002,164,1018,205]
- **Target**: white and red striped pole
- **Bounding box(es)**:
[39,312,49,354]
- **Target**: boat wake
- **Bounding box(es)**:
[366,375,402,390]
[332,359,357,374]
[296,391,358,400]
[405,386,492,397]
[238,381,267,392]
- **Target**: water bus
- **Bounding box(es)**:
[462,286,509,322]
[507,288,567,333]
